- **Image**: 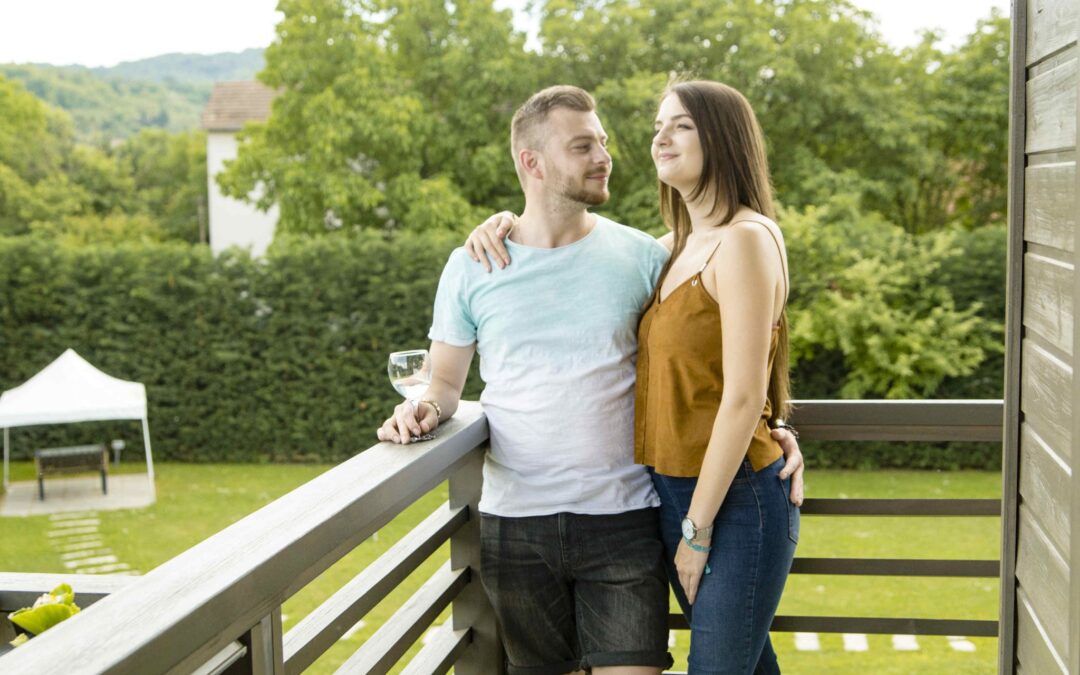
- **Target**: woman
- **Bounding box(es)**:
[465,80,800,674]
[636,80,797,674]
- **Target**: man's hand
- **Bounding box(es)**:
[464,211,516,272]
[772,427,805,507]
[377,400,439,444]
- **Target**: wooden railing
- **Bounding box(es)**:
[0,399,1003,673]
[727,399,1003,639]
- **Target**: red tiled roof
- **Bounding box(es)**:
[201,81,278,131]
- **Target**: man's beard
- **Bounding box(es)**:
[563,185,609,206]
[551,169,609,206]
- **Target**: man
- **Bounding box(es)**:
[377,85,802,675]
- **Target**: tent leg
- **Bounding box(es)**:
[142,417,156,499]
[3,427,8,490]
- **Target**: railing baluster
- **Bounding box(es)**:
[448,444,505,675]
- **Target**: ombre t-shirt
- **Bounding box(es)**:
[428,216,669,517]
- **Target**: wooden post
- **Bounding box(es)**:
[227,608,284,675]
[1071,4,1080,670]
[448,444,504,675]
[999,2,1028,673]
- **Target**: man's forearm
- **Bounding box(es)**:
[416,340,475,424]
[419,381,463,423]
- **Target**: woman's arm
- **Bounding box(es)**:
[464,212,517,272]
[675,222,786,603]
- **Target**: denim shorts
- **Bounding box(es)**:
[479,507,675,675]
[652,458,798,675]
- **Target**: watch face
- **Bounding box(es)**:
[681,518,695,540]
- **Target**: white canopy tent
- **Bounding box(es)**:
[0,349,155,495]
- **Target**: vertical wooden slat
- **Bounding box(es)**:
[448,445,504,675]
[1002,2,1029,672]
[1071,7,1080,671]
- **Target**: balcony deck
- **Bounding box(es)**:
[0,399,1004,674]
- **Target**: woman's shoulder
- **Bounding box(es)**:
[726,211,784,247]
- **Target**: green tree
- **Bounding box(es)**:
[0,73,208,243]
[218,0,538,234]
[783,193,1000,399]
[0,75,83,235]
[114,129,208,242]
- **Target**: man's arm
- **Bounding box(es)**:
[377,341,475,444]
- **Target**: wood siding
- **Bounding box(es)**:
[1007,0,1080,672]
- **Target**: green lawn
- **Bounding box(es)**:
[0,464,1002,673]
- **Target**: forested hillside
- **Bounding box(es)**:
[0,49,263,141]
[91,48,264,85]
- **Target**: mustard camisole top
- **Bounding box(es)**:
[634,221,786,477]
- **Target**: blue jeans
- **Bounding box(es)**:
[651,458,799,675]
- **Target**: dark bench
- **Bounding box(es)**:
[34,445,108,501]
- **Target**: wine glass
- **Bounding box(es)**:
[388,349,431,402]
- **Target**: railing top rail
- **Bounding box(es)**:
[0,403,488,675]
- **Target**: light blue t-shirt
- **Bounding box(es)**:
[429,215,670,516]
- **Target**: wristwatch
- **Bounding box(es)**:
[681,516,713,542]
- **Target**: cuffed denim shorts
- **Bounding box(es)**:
[652,457,799,675]
[479,507,675,675]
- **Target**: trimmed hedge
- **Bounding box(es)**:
[0,233,481,462]
[0,232,1004,469]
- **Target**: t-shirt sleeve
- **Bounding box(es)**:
[428,249,478,347]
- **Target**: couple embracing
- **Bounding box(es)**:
[377,81,804,675]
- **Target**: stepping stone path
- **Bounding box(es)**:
[792,633,980,653]
[47,511,138,576]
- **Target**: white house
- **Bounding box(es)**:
[201,81,279,257]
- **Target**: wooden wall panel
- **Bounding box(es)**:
[1017,504,1071,659]
[1020,423,1073,562]
[1017,588,1069,674]
[1021,339,1074,461]
[1028,0,1080,65]
[1024,253,1075,355]
[1025,161,1077,251]
[1027,57,1077,154]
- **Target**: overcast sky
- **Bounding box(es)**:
[0,0,1008,68]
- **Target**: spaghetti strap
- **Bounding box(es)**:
[697,238,726,273]
[700,219,789,312]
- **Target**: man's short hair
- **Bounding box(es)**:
[510,85,596,167]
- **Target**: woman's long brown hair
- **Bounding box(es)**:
[656,80,791,422]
